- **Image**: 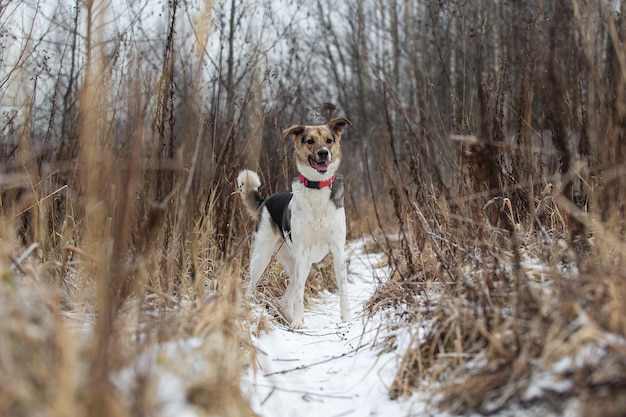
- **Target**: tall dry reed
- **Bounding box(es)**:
[0,1,259,416]
[365,2,626,415]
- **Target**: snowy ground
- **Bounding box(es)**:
[104,237,439,417]
[97,237,599,416]
[105,237,602,417]
[241,238,436,417]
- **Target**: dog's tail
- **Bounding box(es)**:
[237,170,264,219]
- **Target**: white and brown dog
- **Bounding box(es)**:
[237,118,352,328]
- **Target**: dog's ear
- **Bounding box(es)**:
[283,125,306,142]
[328,118,352,137]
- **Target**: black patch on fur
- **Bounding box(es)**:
[262,191,293,239]
[243,190,264,214]
[254,191,264,209]
[330,174,345,208]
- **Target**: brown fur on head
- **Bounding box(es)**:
[283,118,352,180]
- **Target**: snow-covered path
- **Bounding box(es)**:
[241,239,429,417]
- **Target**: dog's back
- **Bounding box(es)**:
[238,171,294,238]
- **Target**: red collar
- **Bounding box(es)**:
[299,173,336,189]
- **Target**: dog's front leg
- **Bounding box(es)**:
[332,245,351,322]
[290,261,310,328]
[279,278,296,323]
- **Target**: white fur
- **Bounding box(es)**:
[237,170,262,218]
[237,170,261,193]
[239,171,351,328]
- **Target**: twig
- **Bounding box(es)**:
[281,328,349,338]
[426,232,481,263]
[142,284,181,307]
[63,244,96,262]
[9,243,40,274]
[263,343,367,377]
[260,386,275,406]
[252,383,354,400]
[10,256,28,275]
[411,201,470,284]
[18,185,68,216]
[16,242,40,265]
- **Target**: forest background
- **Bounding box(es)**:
[1,0,625,416]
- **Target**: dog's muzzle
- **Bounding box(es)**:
[308,148,331,173]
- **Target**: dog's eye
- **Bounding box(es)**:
[306,138,315,145]
[326,138,333,144]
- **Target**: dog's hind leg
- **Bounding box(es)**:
[248,235,280,294]
[276,249,296,323]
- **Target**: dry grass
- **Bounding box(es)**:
[0,188,257,417]
[358,3,626,414]
[366,182,626,415]
[0,2,260,416]
[2,1,626,416]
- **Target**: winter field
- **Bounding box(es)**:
[2,1,626,416]
[5,232,619,417]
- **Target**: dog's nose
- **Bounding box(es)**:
[318,149,329,160]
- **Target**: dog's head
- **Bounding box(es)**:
[283,118,352,181]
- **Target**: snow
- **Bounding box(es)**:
[112,338,206,417]
[241,238,434,417]
[237,239,591,417]
[105,237,607,417]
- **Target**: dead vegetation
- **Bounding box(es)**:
[0,1,257,416]
[0,1,355,415]
[1,0,626,416]
[363,1,626,415]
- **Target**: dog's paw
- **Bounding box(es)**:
[279,297,294,322]
[290,317,304,329]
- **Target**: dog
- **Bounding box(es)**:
[237,118,352,328]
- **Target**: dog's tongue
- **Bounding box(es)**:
[310,159,329,173]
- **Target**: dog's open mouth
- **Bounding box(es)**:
[309,157,330,173]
